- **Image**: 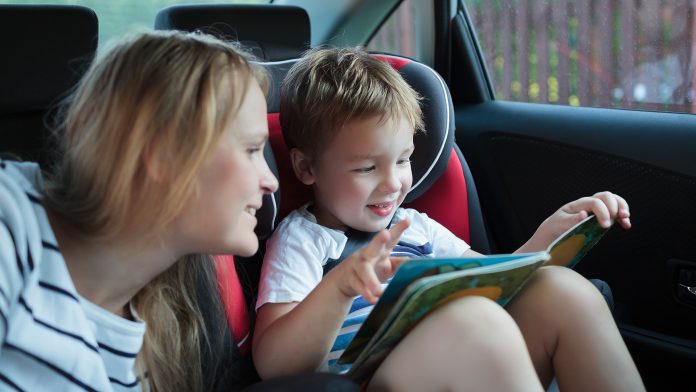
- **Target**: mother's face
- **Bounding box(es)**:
[174,79,278,257]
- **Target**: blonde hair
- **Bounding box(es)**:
[45,30,267,391]
[47,30,266,242]
[280,46,424,160]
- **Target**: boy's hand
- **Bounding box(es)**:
[331,219,410,303]
[559,191,631,230]
[521,191,631,252]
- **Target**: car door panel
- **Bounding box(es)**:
[453,24,696,392]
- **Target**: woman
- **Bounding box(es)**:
[0,30,279,391]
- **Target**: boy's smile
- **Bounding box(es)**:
[367,202,395,217]
[304,114,414,232]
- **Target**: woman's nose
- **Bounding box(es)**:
[260,159,279,194]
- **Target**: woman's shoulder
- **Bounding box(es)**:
[0,160,47,235]
[0,160,44,193]
[0,160,58,274]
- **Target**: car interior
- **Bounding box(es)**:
[2,1,696,390]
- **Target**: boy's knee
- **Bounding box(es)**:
[424,297,534,367]
[533,266,608,309]
[431,296,520,339]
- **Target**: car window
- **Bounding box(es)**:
[463,0,695,114]
[367,0,435,66]
[0,0,269,47]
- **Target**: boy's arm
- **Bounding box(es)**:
[253,275,355,378]
[515,191,631,253]
[253,221,410,379]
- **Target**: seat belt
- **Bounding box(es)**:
[322,229,377,275]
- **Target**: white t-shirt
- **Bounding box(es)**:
[257,204,470,371]
[0,160,146,391]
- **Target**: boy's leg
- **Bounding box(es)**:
[507,266,645,392]
[369,296,544,392]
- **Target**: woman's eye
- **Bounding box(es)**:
[247,143,265,156]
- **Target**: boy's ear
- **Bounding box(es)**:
[289,148,316,185]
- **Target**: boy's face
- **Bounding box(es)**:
[309,115,414,232]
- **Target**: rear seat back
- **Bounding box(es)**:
[0,5,98,169]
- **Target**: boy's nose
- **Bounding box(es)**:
[379,171,401,194]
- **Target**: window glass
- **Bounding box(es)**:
[463,0,696,114]
[1,0,269,46]
[368,0,435,66]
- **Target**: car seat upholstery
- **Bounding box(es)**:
[0,5,98,169]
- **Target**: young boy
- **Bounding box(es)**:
[253,47,644,391]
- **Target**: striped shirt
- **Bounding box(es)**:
[257,204,470,372]
[0,160,146,391]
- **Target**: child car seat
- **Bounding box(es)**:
[265,54,490,253]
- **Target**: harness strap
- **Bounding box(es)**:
[322,229,377,275]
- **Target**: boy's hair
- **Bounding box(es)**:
[280,46,424,161]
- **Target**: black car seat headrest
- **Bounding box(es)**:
[0,5,98,166]
[154,4,310,61]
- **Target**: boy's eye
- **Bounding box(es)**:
[398,158,412,165]
[353,166,375,173]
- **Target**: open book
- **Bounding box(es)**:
[335,215,609,380]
